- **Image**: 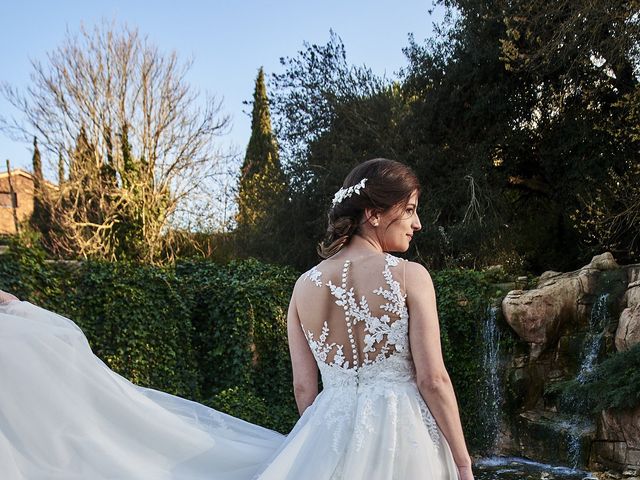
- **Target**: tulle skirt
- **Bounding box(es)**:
[0,301,457,479]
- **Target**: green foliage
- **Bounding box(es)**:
[268,33,406,270]
[71,261,199,398]
[431,268,494,451]
[263,2,640,273]
[205,385,298,433]
[547,343,640,414]
[235,68,291,262]
[205,385,271,426]
[29,137,53,241]
[0,244,300,432]
[0,238,199,398]
[0,232,55,304]
[237,68,286,229]
[175,258,299,432]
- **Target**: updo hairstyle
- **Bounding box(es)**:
[318,158,421,258]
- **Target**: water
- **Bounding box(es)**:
[481,305,502,451]
[554,418,596,469]
[576,293,609,383]
[478,296,610,474]
[563,293,610,467]
[474,456,596,480]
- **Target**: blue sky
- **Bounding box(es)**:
[0,0,443,176]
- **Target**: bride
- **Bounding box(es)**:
[0,158,473,479]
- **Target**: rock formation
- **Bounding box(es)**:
[499,253,640,472]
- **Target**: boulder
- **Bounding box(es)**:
[503,253,623,355]
[625,280,640,309]
[538,270,562,286]
[628,266,640,286]
[616,275,640,352]
[616,304,640,352]
[588,252,620,271]
[502,274,594,355]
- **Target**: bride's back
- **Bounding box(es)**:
[294,253,408,372]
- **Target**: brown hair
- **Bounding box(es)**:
[318,158,421,258]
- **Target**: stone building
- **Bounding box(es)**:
[0,168,56,235]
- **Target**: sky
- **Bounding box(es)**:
[0,0,444,177]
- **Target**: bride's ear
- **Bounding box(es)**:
[364,208,380,228]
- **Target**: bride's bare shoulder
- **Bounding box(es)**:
[405,261,435,295]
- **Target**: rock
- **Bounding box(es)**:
[616,304,640,351]
[502,273,595,354]
[614,267,640,352]
[599,406,640,447]
[625,280,640,309]
[594,406,640,469]
[628,266,640,286]
[538,270,562,286]
[588,253,620,271]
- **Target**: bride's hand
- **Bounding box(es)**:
[0,290,19,304]
[457,464,474,480]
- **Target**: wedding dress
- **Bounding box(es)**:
[0,253,458,479]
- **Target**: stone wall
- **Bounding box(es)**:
[0,169,35,234]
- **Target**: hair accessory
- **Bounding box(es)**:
[332,178,368,207]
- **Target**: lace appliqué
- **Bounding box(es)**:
[303,266,323,287]
[333,253,409,366]
[304,322,349,369]
[352,388,399,452]
[417,393,441,447]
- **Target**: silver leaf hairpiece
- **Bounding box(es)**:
[332,178,368,207]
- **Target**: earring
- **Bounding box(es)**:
[373,221,379,227]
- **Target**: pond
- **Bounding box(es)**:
[474,457,596,480]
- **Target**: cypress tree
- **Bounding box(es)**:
[32,136,43,182]
[236,67,286,227]
[29,137,52,235]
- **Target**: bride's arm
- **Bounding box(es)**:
[287,285,319,415]
[0,289,19,304]
[405,262,473,475]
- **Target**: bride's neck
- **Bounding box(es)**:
[344,233,384,255]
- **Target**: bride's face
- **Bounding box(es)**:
[377,190,422,253]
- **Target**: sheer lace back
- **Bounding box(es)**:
[297,253,410,375]
[295,253,443,451]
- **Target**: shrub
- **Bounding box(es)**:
[547,342,640,414]
[432,268,494,451]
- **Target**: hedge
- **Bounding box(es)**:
[0,236,497,442]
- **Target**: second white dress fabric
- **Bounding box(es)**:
[0,300,282,480]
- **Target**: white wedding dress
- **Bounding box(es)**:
[0,253,458,479]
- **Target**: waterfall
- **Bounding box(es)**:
[565,293,610,467]
[482,305,502,451]
[577,293,610,384]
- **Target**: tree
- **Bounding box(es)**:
[1,21,229,262]
[495,0,640,264]
[29,137,53,239]
[237,68,285,227]
[267,2,639,273]
[268,33,403,269]
[234,68,288,261]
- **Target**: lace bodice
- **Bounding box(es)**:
[300,254,411,377]
[296,253,441,451]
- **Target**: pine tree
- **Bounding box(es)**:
[236,67,286,227]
